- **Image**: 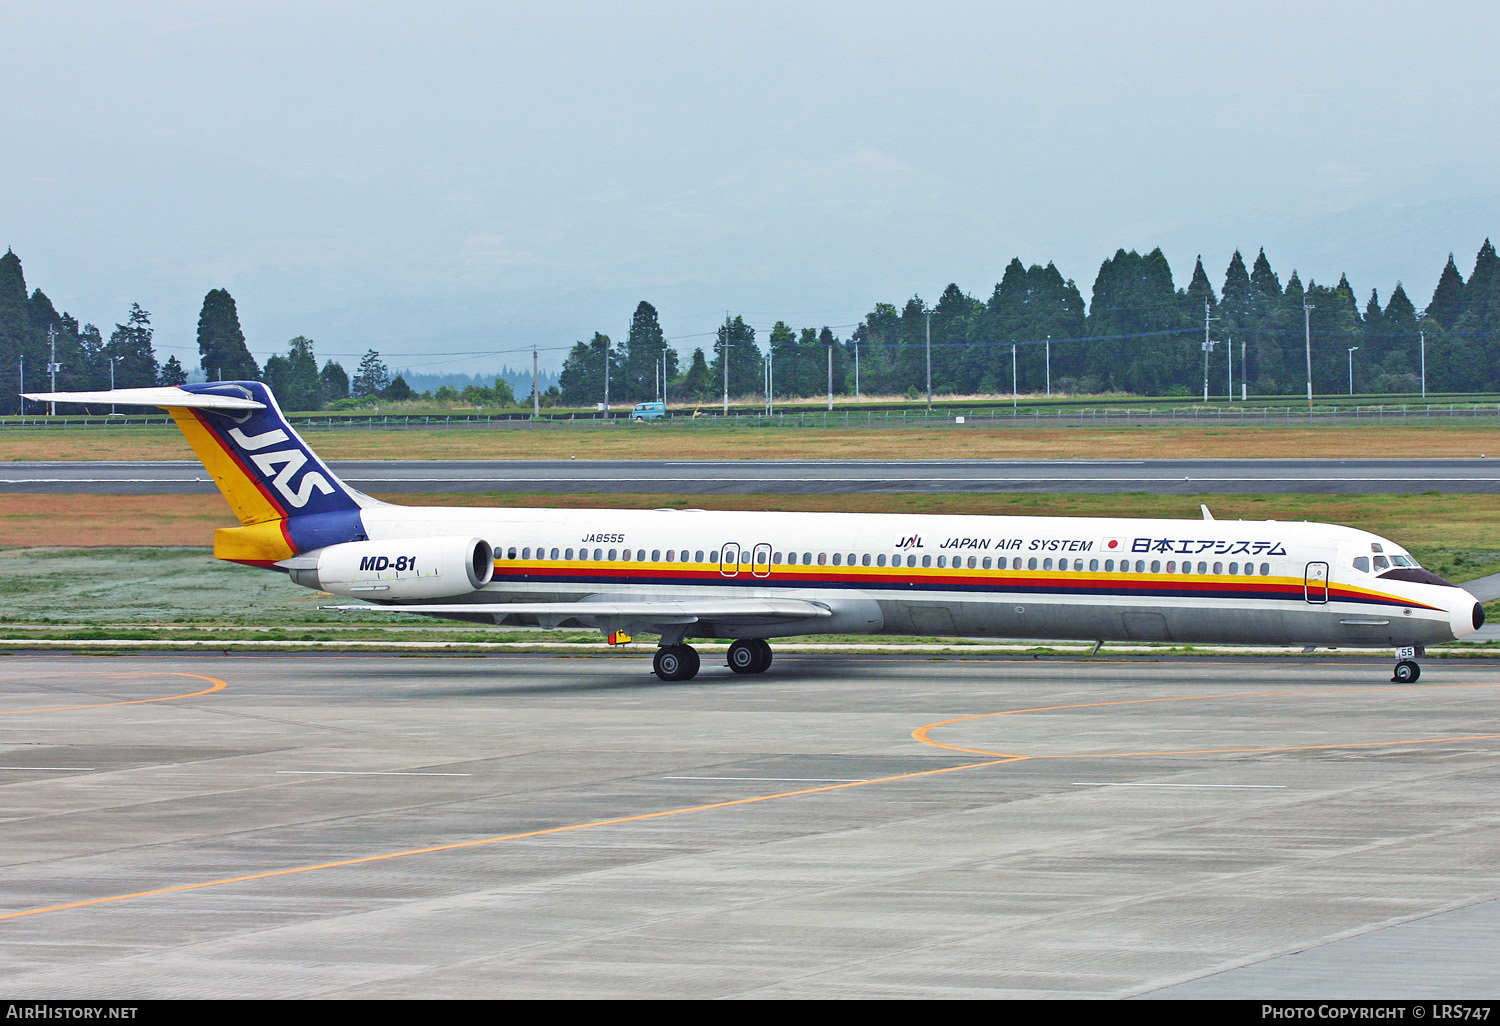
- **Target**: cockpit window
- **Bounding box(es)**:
[1353,556,1370,573]
[1373,555,1390,570]
[1392,554,1416,567]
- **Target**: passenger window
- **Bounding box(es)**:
[594,548,603,560]
[1165,561,1175,573]
[1042,558,1053,571]
[550,548,559,560]
[1105,559,1114,571]
[1090,559,1099,571]
[1228,562,1238,574]
[1134,560,1145,573]
[818,553,827,565]
[983,557,993,569]
[968,556,977,569]
[1150,560,1160,573]
[507,547,517,559]
[833,553,842,566]
[608,549,618,560]
[1028,557,1038,570]
[936,556,946,568]
[1213,561,1223,574]
[696,550,705,563]
[877,554,887,566]
[1198,561,1208,574]
[1261,563,1270,575]
[862,554,871,566]
[907,555,917,567]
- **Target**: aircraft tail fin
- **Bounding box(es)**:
[22,382,373,565]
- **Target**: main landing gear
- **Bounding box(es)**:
[727,639,773,675]
[653,645,701,682]
[651,639,774,681]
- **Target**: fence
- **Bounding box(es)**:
[5,402,1500,431]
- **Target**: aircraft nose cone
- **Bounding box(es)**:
[1452,593,1485,640]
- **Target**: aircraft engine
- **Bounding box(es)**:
[290,537,494,600]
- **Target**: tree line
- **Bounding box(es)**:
[8,239,1500,415]
[559,242,1500,403]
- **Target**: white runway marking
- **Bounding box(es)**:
[1072,781,1287,789]
[277,770,472,776]
[663,775,869,782]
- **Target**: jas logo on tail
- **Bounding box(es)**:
[228,426,335,508]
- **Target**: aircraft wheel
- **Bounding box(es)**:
[727,639,761,674]
[654,645,699,682]
[1392,659,1421,684]
[751,639,773,673]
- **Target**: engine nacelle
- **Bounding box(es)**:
[290,537,494,600]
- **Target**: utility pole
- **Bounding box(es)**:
[1241,337,1247,401]
[765,350,772,416]
[1011,343,1017,414]
[1347,346,1358,395]
[826,337,833,411]
[1303,301,1315,409]
[17,355,22,416]
[853,337,860,399]
[1226,337,1232,399]
[1202,298,1218,403]
[602,336,610,420]
[532,346,539,417]
[722,312,730,415]
[47,325,60,415]
[110,356,118,415]
[1045,334,1051,398]
[924,309,933,407]
[1420,329,1427,399]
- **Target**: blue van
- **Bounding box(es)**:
[630,402,667,421]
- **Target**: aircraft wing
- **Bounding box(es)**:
[21,387,265,410]
[326,597,832,631]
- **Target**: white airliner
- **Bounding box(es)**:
[23,381,1485,682]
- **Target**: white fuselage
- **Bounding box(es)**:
[355,503,1480,648]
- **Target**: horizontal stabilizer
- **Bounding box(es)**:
[21,387,265,410]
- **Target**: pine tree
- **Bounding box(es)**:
[620,301,675,401]
[158,355,188,386]
[351,349,390,397]
[0,249,33,411]
[708,315,761,400]
[557,333,616,405]
[767,321,798,396]
[196,288,259,380]
[320,360,349,401]
[103,303,158,388]
[264,337,324,409]
[1427,254,1465,328]
[1220,250,1252,329]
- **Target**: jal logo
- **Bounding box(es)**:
[895,534,924,550]
[228,426,335,508]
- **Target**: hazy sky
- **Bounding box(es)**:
[4,1,1499,374]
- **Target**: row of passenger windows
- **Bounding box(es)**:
[499,546,1275,577]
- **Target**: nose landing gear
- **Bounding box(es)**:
[1392,645,1423,684]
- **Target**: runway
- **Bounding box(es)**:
[3,651,1499,999]
[5,457,1500,494]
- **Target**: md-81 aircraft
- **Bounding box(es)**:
[24,381,1485,682]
